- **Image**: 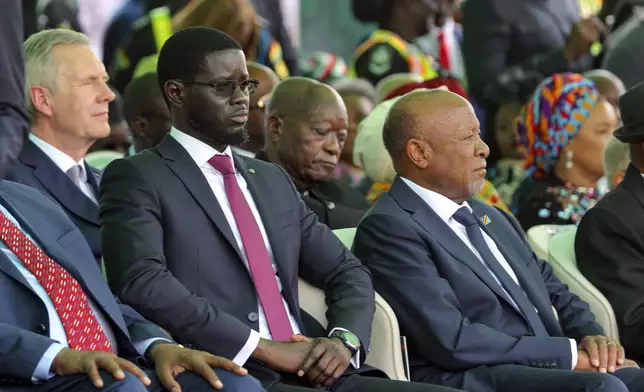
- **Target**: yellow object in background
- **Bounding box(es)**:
[578,0,603,18]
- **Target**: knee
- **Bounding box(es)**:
[588,373,628,392]
[102,371,149,392]
[216,372,264,392]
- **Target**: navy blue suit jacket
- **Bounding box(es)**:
[353,178,602,391]
[7,139,102,266]
[0,180,169,383]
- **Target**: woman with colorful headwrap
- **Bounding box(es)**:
[354,77,511,213]
[513,73,618,231]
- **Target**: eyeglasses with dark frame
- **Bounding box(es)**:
[176,79,260,97]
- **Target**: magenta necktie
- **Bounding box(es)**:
[209,155,294,341]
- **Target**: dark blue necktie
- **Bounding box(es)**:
[452,207,549,336]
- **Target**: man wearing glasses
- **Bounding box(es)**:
[100,27,462,392]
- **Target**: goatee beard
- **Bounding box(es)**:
[188,118,250,147]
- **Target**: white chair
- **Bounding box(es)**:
[548,228,620,341]
[527,224,576,261]
[85,150,124,170]
[297,228,408,381]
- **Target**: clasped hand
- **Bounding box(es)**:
[575,335,639,373]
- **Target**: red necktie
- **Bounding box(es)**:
[209,155,294,341]
[438,30,451,71]
[0,211,113,352]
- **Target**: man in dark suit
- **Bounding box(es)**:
[353,88,644,392]
[7,29,113,266]
[0,7,263,392]
[99,27,461,392]
[576,82,644,365]
[256,77,369,229]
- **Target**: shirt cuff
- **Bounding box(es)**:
[133,338,172,357]
[329,328,360,369]
[232,329,261,367]
[32,342,65,382]
[569,338,578,370]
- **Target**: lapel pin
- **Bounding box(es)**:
[481,215,492,226]
[248,168,256,174]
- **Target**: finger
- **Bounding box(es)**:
[192,361,223,390]
[618,345,626,365]
[330,362,347,387]
[315,356,338,387]
[298,343,326,377]
[585,339,600,368]
[83,360,104,388]
[156,362,182,392]
[95,357,126,381]
[206,356,247,376]
[607,342,618,373]
[589,16,610,37]
[290,335,313,343]
[598,340,609,373]
[115,358,151,386]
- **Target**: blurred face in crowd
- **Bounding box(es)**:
[245,63,279,152]
[403,92,489,202]
[593,77,626,123]
[494,103,522,160]
[170,49,252,148]
[271,89,349,187]
[341,94,374,165]
[130,96,172,152]
[563,99,618,181]
[33,44,115,144]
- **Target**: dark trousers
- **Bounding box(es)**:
[488,364,644,392]
[2,369,264,392]
[268,374,463,392]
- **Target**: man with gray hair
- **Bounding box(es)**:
[603,136,630,190]
[7,28,112,266]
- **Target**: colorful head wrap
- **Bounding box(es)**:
[516,73,599,180]
[299,52,348,84]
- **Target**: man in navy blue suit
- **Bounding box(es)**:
[353,88,644,392]
[0,3,264,391]
[7,28,113,266]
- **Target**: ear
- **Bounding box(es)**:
[164,80,184,107]
[406,138,432,169]
[266,115,284,146]
[30,85,54,118]
[132,116,148,133]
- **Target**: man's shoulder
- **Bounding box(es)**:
[0,180,66,219]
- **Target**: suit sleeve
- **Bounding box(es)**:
[99,158,255,361]
[576,207,644,358]
[277,167,375,356]
[497,207,603,340]
[463,0,575,106]
[0,0,27,179]
[354,213,575,370]
[0,323,62,381]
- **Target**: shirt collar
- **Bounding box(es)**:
[29,133,86,176]
[400,176,472,224]
[169,127,235,171]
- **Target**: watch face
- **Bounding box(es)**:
[341,331,361,348]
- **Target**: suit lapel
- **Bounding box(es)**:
[473,209,561,335]
[389,178,520,313]
[85,162,101,197]
[21,140,99,225]
[0,190,128,335]
[156,137,245,261]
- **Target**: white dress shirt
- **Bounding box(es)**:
[401,177,578,369]
[415,18,466,84]
[170,128,359,368]
[29,133,98,204]
[0,204,161,381]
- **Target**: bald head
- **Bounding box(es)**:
[243,62,280,153]
[584,69,626,111]
[383,89,470,161]
[248,62,279,101]
[267,77,346,120]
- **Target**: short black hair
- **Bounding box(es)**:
[108,86,125,125]
[157,26,242,100]
[123,72,164,124]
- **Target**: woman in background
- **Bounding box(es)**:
[513,73,618,230]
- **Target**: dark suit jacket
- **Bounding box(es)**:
[0,180,168,384]
[576,164,644,363]
[353,177,602,392]
[7,139,102,266]
[99,136,379,383]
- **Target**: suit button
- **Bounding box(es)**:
[248,312,259,322]
[551,362,557,368]
[537,361,544,368]
[38,324,47,333]
[326,201,336,210]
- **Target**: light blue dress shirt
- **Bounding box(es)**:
[0,204,164,381]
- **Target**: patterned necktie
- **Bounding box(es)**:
[0,211,113,352]
[452,207,549,336]
[438,30,451,71]
[209,155,294,341]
